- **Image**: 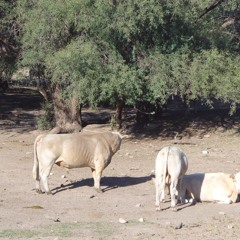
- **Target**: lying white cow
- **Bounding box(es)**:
[33,131,122,194]
[155,146,188,211]
[180,172,240,204]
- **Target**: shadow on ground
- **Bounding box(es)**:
[1,88,240,137]
[0,88,43,132]
[52,175,152,194]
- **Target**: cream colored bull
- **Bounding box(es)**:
[155,146,188,211]
[180,172,240,204]
[33,131,122,194]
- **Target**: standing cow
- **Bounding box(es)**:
[155,146,188,211]
[33,131,122,194]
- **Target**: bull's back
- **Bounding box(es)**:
[155,148,167,171]
[167,147,188,177]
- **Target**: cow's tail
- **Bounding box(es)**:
[162,146,170,189]
[33,135,42,180]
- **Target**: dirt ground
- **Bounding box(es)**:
[1,89,240,240]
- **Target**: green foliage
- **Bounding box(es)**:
[141,47,240,112]
[0,0,19,82]
[46,39,103,107]
[37,101,54,130]
[15,0,240,124]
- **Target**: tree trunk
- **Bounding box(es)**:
[115,100,124,129]
[50,86,82,133]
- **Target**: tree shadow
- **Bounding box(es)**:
[0,88,43,132]
[124,107,240,141]
[52,175,152,194]
[1,88,240,137]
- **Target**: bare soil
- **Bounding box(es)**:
[1,89,240,240]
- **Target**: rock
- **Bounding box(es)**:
[138,218,144,223]
[202,150,209,155]
[166,221,183,229]
[135,203,142,208]
[204,134,211,138]
[61,175,67,179]
[228,225,234,229]
[54,218,60,222]
[119,218,128,224]
[219,211,226,215]
[165,221,171,227]
[174,222,183,229]
[45,215,60,222]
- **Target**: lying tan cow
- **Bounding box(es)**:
[155,146,188,211]
[33,131,122,194]
[180,172,240,204]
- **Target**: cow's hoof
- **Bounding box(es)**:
[171,207,178,212]
[189,199,196,205]
[95,188,103,193]
[155,206,162,211]
[36,189,43,194]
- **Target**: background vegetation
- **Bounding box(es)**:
[0,0,239,131]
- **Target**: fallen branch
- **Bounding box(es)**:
[171,140,198,145]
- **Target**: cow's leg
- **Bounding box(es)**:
[34,169,42,194]
[177,177,185,204]
[39,162,54,195]
[91,168,103,193]
[41,173,52,195]
[165,175,171,198]
[155,175,165,211]
[170,179,178,210]
[35,179,43,194]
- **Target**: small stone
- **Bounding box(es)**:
[204,134,210,138]
[61,175,67,179]
[174,222,183,229]
[135,203,142,208]
[219,212,226,215]
[138,218,144,223]
[130,167,139,170]
[165,221,171,226]
[202,150,209,155]
[228,225,234,229]
[119,218,128,224]
[50,172,53,176]
[53,218,60,222]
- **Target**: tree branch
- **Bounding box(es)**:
[199,0,225,19]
